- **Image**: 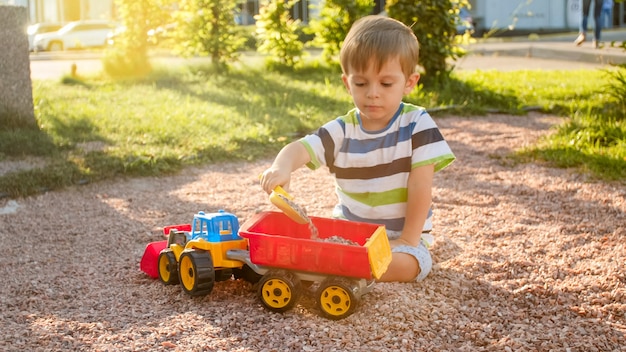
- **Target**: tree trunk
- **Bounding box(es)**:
[0,6,37,130]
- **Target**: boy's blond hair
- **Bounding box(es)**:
[340,15,419,78]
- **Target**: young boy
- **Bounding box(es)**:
[260,15,455,282]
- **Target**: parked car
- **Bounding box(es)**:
[106,24,172,47]
[105,25,126,46]
[27,22,63,51]
[33,20,115,52]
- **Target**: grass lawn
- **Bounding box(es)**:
[1,62,624,198]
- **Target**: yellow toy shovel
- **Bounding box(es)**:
[269,185,311,224]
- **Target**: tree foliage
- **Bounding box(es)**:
[255,0,305,70]
[386,0,468,82]
[307,0,374,65]
[173,0,244,68]
[255,0,304,68]
[104,0,170,78]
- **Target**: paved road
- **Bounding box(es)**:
[452,54,607,71]
[30,58,100,80]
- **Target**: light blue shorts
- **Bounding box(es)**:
[387,230,433,282]
[331,205,433,281]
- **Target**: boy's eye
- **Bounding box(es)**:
[382,82,393,87]
[354,82,366,87]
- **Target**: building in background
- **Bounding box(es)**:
[236,0,321,25]
[1,0,114,24]
[467,0,624,35]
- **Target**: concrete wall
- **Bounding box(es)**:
[469,0,590,32]
[0,5,36,129]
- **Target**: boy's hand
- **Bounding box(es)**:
[260,168,291,194]
[260,140,311,194]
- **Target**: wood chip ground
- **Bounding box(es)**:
[1,113,624,351]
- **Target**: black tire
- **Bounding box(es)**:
[257,269,302,313]
[316,277,360,320]
[233,264,263,284]
[215,269,233,282]
[157,250,179,285]
[178,250,215,296]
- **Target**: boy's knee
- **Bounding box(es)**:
[392,241,432,281]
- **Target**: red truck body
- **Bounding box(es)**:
[239,211,388,280]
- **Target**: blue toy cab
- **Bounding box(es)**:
[190,210,241,242]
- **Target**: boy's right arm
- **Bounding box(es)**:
[260,141,311,194]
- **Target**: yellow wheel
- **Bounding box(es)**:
[257,270,302,313]
[158,250,179,285]
[179,249,215,296]
[317,277,359,320]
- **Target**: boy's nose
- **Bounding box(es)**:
[366,86,380,98]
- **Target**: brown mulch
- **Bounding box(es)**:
[0,113,624,351]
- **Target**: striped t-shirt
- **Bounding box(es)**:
[300,102,455,232]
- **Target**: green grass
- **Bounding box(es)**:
[516,111,626,181]
[412,68,626,182]
[1,63,624,198]
[420,69,610,115]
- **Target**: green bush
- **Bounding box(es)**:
[173,0,245,68]
[255,0,305,69]
[233,25,257,51]
[103,0,170,78]
[386,0,468,82]
[306,0,374,65]
[103,46,152,78]
[232,24,310,53]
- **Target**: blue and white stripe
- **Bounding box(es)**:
[301,103,455,232]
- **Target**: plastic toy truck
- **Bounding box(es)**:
[141,210,392,320]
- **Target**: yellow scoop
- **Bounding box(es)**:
[269,186,311,224]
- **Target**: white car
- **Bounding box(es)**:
[33,20,115,51]
[27,22,63,51]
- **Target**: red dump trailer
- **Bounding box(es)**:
[141,210,391,320]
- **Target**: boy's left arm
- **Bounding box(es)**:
[393,163,435,248]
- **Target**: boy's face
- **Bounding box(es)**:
[342,56,419,131]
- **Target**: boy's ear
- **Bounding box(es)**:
[404,72,420,94]
[341,74,351,93]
